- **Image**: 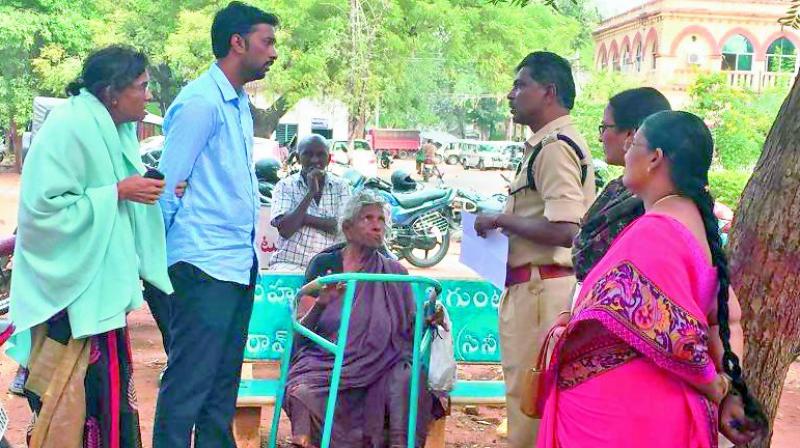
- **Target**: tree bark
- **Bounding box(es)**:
[251,95,291,138]
[149,63,181,115]
[9,118,22,173]
[348,114,367,141]
[728,74,800,448]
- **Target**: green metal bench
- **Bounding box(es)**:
[234,272,505,448]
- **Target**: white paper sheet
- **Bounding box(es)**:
[459,212,509,290]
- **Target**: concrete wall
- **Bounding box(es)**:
[276,99,349,141]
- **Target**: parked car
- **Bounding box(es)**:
[140,135,165,169]
[421,130,459,165]
[331,139,378,178]
[442,143,462,165]
[461,140,512,170]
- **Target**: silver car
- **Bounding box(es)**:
[461,140,516,170]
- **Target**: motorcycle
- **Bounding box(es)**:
[255,157,282,206]
[421,163,444,184]
[451,189,507,226]
[344,169,456,268]
[378,150,392,169]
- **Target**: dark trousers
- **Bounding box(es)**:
[153,261,257,448]
[143,281,172,356]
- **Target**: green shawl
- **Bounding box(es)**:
[8,90,172,365]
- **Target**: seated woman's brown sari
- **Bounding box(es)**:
[283,246,444,447]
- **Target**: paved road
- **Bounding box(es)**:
[376,159,511,279]
[380,158,510,198]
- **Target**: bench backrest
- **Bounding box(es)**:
[246,273,502,363]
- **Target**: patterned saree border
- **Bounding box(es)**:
[557,337,639,390]
[570,261,716,383]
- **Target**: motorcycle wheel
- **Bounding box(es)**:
[402,227,451,268]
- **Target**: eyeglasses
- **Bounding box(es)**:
[598,123,617,134]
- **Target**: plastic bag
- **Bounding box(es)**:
[428,305,457,392]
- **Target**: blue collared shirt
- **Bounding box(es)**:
[158,63,259,285]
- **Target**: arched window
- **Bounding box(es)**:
[635,42,643,71]
[622,46,632,72]
[650,40,658,70]
[721,34,754,71]
[612,52,620,71]
[766,37,797,73]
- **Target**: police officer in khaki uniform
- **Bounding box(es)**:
[475,51,596,447]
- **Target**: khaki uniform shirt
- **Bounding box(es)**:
[504,115,596,268]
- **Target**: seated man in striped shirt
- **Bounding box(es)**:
[268,134,352,272]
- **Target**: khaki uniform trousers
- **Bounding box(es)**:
[499,269,576,448]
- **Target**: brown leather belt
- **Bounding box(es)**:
[505,263,574,287]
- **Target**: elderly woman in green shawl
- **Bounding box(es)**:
[7,45,178,448]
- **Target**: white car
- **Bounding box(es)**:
[460,140,512,170]
[331,139,378,178]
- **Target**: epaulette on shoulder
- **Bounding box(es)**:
[540,132,559,147]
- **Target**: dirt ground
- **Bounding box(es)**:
[1,170,799,447]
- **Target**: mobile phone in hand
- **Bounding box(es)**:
[144,168,165,180]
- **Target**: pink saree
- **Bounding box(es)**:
[537,214,720,448]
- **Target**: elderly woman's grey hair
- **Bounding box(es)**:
[339,189,392,239]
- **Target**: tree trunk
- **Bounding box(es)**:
[728,74,800,448]
[9,118,22,173]
[348,113,367,141]
[149,63,181,115]
[251,95,291,138]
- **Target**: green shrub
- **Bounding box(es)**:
[687,73,787,170]
[708,170,752,209]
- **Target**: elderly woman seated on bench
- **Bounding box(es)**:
[283,189,446,448]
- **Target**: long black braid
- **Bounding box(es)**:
[641,111,767,428]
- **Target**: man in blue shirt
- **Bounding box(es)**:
[152,3,278,447]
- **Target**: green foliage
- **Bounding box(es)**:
[465,98,507,139]
[30,45,83,96]
[687,73,788,170]
[488,0,575,9]
[163,9,215,82]
[708,169,752,209]
[0,0,608,141]
[571,71,638,161]
[0,2,100,129]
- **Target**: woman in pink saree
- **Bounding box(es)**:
[537,111,766,448]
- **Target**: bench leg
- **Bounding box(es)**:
[233,406,262,448]
[425,417,446,448]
